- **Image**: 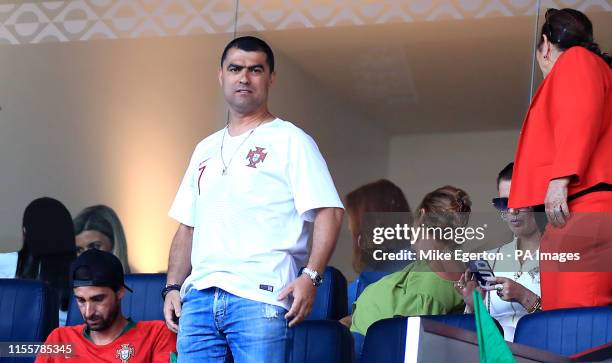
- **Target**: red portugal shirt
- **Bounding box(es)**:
[35,320,176,363]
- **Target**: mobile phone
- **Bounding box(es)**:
[468,260,495,288]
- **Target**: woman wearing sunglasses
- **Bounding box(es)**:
[457,163,541,341]
[509,8,612,309]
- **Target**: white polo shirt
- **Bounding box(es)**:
[169,118,343,309]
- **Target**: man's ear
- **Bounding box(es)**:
[269,71,276,87]
[116,286,125,300]
[218,68,223,87]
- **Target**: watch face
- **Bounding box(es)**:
[302,268,324,286]
[313,275,323,286]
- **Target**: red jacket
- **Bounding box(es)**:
[509,47,612,208]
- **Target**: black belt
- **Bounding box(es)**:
[568,183,612,202]
[531,183,612,233]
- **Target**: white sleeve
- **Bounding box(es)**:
[287,129,344,222]
[168,148,198,227]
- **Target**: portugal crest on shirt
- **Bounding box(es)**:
[246,147,267,168]
[115,343,135,363]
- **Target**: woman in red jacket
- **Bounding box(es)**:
[509,8,612,310]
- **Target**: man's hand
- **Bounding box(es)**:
[164,223,192,333]
[163,290,182,333]
[278,274,317,327]
[545,177,571,228]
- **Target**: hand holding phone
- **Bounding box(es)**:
[468,260,495,289]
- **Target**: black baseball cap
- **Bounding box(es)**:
[70,249,133,292]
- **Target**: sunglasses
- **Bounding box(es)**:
[492,197,509,211]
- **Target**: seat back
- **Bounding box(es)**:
[0,279,58,341]
[0,279,59,363]
[359,314,476,363]
[360,317,406,363]
[424,314,476,333]
[347,271,394,314]
[306,267,347,321]
[514,306,612,356]
[291,320,353,363]
[356,271,393,298]
[66,273,166,325]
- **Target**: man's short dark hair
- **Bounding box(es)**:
[220,36,275,73]
[497,162,514,188]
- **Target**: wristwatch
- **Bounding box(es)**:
[301,267,323,287]
[161,284,181,300]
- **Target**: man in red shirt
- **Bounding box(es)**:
[35,249,177,363]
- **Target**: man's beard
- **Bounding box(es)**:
[85,303,120,332]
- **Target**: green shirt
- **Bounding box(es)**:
[350,260,465,335]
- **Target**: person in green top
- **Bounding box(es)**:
[351,185,471,336]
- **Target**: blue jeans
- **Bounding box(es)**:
[177,287,291,363]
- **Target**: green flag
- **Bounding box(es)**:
[473,290,516,363]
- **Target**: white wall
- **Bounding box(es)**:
[387,130,521,253]
[0,35,232,272]
[388,130,520,212]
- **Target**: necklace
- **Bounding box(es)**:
[220,120,264,175]
[514,237,525,280]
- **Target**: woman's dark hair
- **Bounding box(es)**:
[345,179,412,273]
[539,8,611,67]
[16,197,76,311]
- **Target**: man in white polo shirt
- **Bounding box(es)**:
[163,36,344,363]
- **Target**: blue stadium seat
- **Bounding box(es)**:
[305,266,347,321]
[347,279,358,314]
[291,320,353,363]
[356,271,394,298]
[425,314,476,332]
[359,315,476,363]
[359,318,405,363]
[347,271,394,314]
[514,306,612,356]
[66,273,166,325]
[0,279,59,363]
